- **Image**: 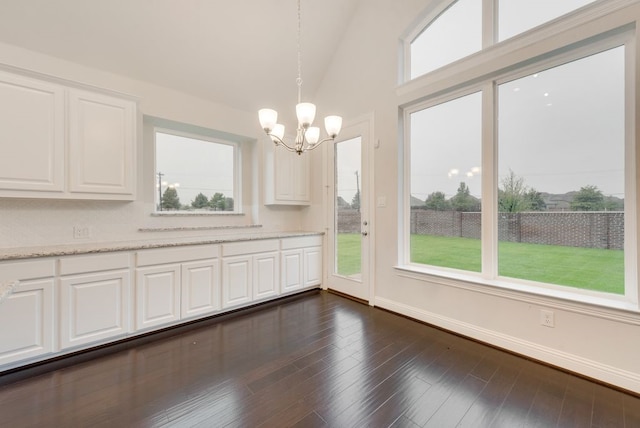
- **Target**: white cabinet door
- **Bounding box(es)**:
[181,259,220,319]
[281,249,303,293]
[136,264,181,330]
[293,153,310,202]
[68,88,136,198]
[274,147,294,201]
[304,246,323,287]
[60,270,129,349]
[264,142,310,205]
[0,279,55,366]
[221,256,252,309]
[253,251,279,301]
[0,71,65,194]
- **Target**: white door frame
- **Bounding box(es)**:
[323,113,375,304]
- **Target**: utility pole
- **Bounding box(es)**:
[157,172,164,211]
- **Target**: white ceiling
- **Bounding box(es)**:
[0,0,361,114]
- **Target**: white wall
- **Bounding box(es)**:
[0,41,308,248]
[311,0,640,393]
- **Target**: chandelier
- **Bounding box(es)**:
[258,0,342,155]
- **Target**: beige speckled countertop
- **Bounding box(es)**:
[0,232,323,261]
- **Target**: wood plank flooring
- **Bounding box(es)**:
[0,289,638,427]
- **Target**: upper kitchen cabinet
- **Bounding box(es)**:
[263,141,310,206]
[0,68,137,200]
[68,89,135,197]
[0,70,65,194]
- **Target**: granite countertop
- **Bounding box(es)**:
[0,231,324,261]
[0,281,18,304]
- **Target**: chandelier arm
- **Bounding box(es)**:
[303,137,336,152]
[266,133,297,152]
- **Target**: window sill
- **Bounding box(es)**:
[151,211,244,217]
[139,224,261,233]
[394,264,640,325]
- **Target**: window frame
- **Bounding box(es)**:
[398,3,639,312]
[153,126,242,214]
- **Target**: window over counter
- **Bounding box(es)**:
[154,128,240,213]
[401,1,637,310]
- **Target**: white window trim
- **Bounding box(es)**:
[153,126,242,214]
[398,2,640,312]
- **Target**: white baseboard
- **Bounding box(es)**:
[374,296,640,394]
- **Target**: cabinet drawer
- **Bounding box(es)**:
[281,235,323,250]
[222,239,279,257]
[0,258,56,281]
[137,245,219,266]
[60,252,131,275]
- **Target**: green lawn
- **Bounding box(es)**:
[337,233,362,276]
[337,233,624,294]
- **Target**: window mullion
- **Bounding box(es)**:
[481,82,497,279]
[483,0,497,49]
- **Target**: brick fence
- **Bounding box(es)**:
[337,209,623,249]
[408,210,624,250]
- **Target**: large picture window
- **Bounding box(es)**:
[497,47,625,294]
[402,0,636,308]
[409,92,482,272]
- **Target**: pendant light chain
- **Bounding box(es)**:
[296,0,302,104]
[257,0,342,155]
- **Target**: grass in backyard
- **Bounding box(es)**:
[337,233,362,276]
[409,234,624,294]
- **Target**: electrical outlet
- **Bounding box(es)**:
[540,309,555,328]
[73,226,91,239]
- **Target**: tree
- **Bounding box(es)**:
[424,191,450,211]
[337,196,350,209]
[224,197,234,211]
[191,192,210,209]
[351,190,360,212]
[209,192,226,211]
[161,187,181,210]
[498,170,530,212]
[450,182,477,212]
[524,189,546,211]
[571,185,605,211]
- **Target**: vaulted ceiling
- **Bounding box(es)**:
[0,0,361,114]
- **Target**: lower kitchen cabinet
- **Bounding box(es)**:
[221,256,252,308]
[0,235,321,371]
[181,259,221,319]
[135,263,181,331]
[59,253,131,350]
[253,251,279,300]
[221,239,280,309]
[281,235,323,293]
[0,278,55,366]
[135,245,220,330]
[281,248,303,293]
[60,270,130,349]
[0,259,56,367]
[304,246,322,287]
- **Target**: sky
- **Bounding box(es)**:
[335,136,362,203]
[155,132,235,206]
[410,0,624,201]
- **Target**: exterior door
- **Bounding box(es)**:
[327,117,372,302]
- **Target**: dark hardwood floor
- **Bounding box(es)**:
[0,290,638,427]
